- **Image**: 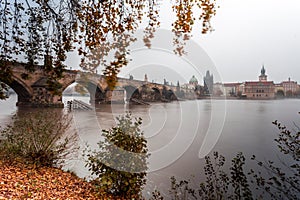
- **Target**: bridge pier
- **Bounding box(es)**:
[89,88,125,104]
[105,89,125,104]
[27,78,64,107]
[13,77,64,107]
[16,95,64,108]
[16,100,64,107]
[15,95,32,107]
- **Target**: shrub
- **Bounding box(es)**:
[85,112,149,199]
[0,110,78,167]
[166,152,252,200]
[249,118,300,199]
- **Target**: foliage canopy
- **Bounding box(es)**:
[0,0,217,94]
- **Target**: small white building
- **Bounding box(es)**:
[282,78,298,96]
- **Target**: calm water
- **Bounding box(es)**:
[1,94,299,198]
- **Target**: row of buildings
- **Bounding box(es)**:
[184,66,299,99]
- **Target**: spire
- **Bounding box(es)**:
[206,70,210,77]
[259,65,267,82]
[261,65,266,75]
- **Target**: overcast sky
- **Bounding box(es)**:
[124,0,300,84]
[192,0,300,83]
[67,0,300,85]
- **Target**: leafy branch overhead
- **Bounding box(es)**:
[0,0,218,90]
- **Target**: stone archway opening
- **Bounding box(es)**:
[62,81,106,105]
[0,82,17,109]
[0,82,18,127]
[168,89,177,101]
[162,87,178,101]
[123,85,140,103]
[0,77,32,106]
[152,87,162,101]
[62,82,90,105]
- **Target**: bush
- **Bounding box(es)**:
[85,113,149,199]
[0,110,78,167]
[249,118,300,199]
[166,152,252,200]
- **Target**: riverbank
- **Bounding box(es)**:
[198,95,300,100]
[0,160,100,199]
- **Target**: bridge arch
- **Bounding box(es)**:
[62,79,106,104]
[152,87,162,100]
[61,78,77,93]
[123,85,140,101]
[168,89,177,100]
[162,87,177,101]
[0,75,33,104]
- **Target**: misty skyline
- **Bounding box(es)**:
[66,0,300,84]
[138,0,300,83]
[195,0,300,83]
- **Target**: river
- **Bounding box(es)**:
[1,94,299,198]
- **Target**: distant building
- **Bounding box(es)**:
[274,83,284,97]
[183,75,199,90]
[213,83,224,96]
[163,78,169,85]
[282,78,298,96]
[243,66,275,99]
[275,83,283,92]
[223,83,242,97]
[203,70,214,95]
[175,81,185,98]
[239,83,245,96]
[181,75,205,99]
[189,75,198,86]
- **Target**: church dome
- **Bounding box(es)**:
[189,75,198,84]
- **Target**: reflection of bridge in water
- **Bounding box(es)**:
[0,62,198,107]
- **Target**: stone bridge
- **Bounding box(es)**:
[0,62,197,107]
